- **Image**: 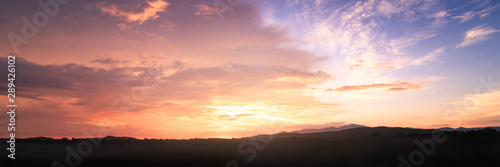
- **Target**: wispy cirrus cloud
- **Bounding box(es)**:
[410,46,447,66]
[428,10,449,28]
[452,11,475,23]
[289,0,447,75]
[457,24,499,48]
[452,3,500,23]
[369,45,446,71]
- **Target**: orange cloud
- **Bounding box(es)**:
[95,0,169,26]
[334,82,422,92]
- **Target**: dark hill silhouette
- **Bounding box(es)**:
[24,137,56,141]
[1,126,500,167]
[290,123,366,133]
[438,126,500,131]
[102,136,138,140]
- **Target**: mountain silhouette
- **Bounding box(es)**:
[290,123,366,133]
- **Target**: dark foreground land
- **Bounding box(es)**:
[1,127,500,167]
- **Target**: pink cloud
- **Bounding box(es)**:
[334,82,423,92]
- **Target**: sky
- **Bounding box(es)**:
[0,0,499,139]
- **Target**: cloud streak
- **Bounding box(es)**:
[334,82,423,92]
[452,3,500,23]
[457,24,499,48]
[410,46,447,66]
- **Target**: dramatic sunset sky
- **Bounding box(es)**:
[1,0,500,139]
